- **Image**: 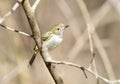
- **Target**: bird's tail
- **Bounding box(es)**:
[28,46,38,66]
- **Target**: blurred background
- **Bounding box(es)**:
[0,0,120,84]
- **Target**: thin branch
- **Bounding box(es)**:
[0,24,32,37]
[89,58,98,79]
[32,0,41,11]
[0,0,23,23]
[77,0,95,60]
[64,1,116,83]
[93,33,117,82]
[48,60,120,83]
[1,59,120,84]
[76,0,116,84]
[65,1,111,61]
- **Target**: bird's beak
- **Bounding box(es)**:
[65,25,69,29]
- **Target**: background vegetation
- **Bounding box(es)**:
[0,0,120,84]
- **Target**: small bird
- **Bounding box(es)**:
[29,23,69,66]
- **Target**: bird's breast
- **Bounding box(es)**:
[43,35,63,49]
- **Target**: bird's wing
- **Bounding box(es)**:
[42,31,52,41]
[33,32,52,50]
[29,32,53,66]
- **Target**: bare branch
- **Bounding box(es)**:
[0,0,23,23]
[93,33,117,82]
[32,0,41,11]
[65,1,111,61]
[76,0,116,84]
[0,24,32,37]
[22,0,63,84]
[77,0,95,60]
[48,60,120,83]
[1,59,120,84]
[41,45,64,84]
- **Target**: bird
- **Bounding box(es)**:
[29,23,69,66]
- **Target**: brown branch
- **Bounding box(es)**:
[32,0,41,11]
[0,0,23,23]
[77,0,95,60]
[48,60,120,83]
[76,0,116,84]
[22,0,63,84]
[65,1,111,61]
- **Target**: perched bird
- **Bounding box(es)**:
[29,23,69,66]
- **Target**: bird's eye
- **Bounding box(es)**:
[57,28,60,31]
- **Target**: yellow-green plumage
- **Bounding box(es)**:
[29,23,69,66]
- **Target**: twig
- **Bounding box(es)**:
[32,0,41,11]
[0,0,32,38]
[0,24,32,37]
[76,0,116,84]
[65,1,111,61]
[1,59,120,84]
[77,0,95,60]
[93,33,117,82]
[48,60,120,83]
[0,0,23,23]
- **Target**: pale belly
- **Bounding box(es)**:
[43,35,63,49]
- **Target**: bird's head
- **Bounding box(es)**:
[49,23,69,35]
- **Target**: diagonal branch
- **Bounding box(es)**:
[48,60,120,83]
[0,0,23,23]
[0,24,32,37]
[77,0,95,60]
[22,0,63,84]
[65,1,111,61]
[76,0,116,84]
[32,0,41,11]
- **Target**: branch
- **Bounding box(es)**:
[48,60,120,83]
[1,59,120,84]
[0,0,23,23]
[0,24,32,37]
[32,0,41,11]
[22,0,63,84]
[65,1,111,61]
[76,0,116,84]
